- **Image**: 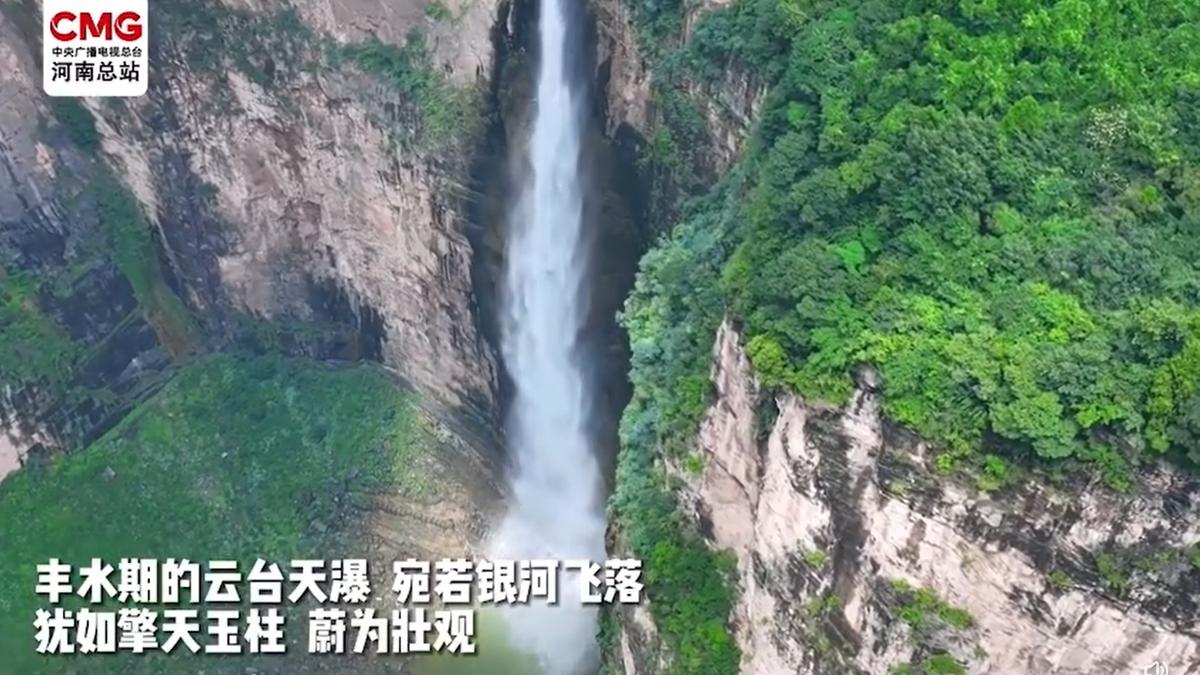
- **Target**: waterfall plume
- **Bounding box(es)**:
[489,0,607,672]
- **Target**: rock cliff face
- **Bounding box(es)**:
[120,0,503,413]
[2,6,167,476]
[623,320,1200,674]
[592,7,1193,673]
[367,393,505,563]
[0,0,511,477]
[592,0,649,140]
[592,0,762,178]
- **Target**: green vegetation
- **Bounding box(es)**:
[0,269,80,388]
[886,582,972,674]
[1132,548,1178,573]
[805,592,840,616]
[596,605,620,663]
[157,0,318,87]
[1047,569,1073,590]
[425,1,453,21]
[0,138,194,453]
[891,579,974,632]
[94,172,198,360]
[975,454,1014,492]
[1094,552,1130,595]
[50,99,100,152]
[618,1,1200,671]
[614,8,1200,665]
[16,112,197,383]
[892,654,968,675]
[624,0,1200,502]
[801,592,843,659]
[342,33,482,151]
[923,654,968,675]
[611,421,741,675]
[614,182,742,673]
[1073,543,1200,598]
[802,547,830,568]
[700,0,1200,472]
[1077,442,1134,492]
[0,354,425,672]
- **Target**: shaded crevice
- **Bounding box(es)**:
[463,0,536,442]
[579,2,655,488]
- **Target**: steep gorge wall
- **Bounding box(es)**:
[592,2,1200,673]
[669,322,1200,674]
[0,0,512,474]
[111,0,505,414]
[593,0,763,181]
[1,9,516,665]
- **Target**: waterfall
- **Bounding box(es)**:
[490,0,607,672]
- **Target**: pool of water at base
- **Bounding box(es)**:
[409,608,548,675]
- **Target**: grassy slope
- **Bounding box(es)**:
[0,354,423,672]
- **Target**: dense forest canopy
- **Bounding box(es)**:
[632,0,1200,481]
[723,0,1200,473]
[614,0,1200,672]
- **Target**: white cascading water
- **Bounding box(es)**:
[489,0,607,672]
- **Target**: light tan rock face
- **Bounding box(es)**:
[127,60,495,413]
[593,0,651,137]
[592,0,763,177]
[0,0,506,445]
[664,320,1200,674]
[148,0,502,416]
[590,0,758,178]
[230,0,497,83]
[0,431,29,482]
[683,64,763,177]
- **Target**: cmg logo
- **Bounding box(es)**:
[48,11,144,42]
[43,0,149,97]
